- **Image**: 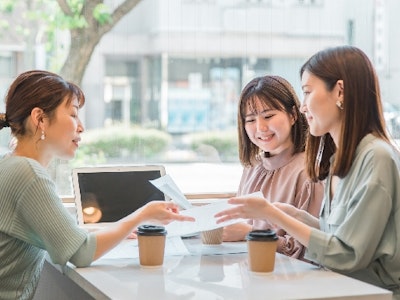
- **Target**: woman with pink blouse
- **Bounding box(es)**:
[223,75,323,260]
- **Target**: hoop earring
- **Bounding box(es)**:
[336,100,344,110]
[41,130,45,140]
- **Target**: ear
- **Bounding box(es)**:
[30,107,45,130]
[289,106,297,126]
[336,80,344,99]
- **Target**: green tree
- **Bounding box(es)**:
[0,0,142,84]
[56,0,142,84]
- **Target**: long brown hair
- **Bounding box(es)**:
[238,75,308,167]
[300,46,389,181]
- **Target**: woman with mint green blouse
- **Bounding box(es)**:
[0,70,193,300]
[215,46,400,298]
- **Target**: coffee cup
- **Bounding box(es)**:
[137,225,167,268]
[200,227,223,245]
[246,229,278,274]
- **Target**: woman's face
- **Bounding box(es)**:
[301,70,343,144]
[42,96,84,161]
[244,97,295,156]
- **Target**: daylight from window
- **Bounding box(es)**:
[0,0,399,195]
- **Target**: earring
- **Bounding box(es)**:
[41,130,45,140]
[336,100,344,110]
[314,135,326,177]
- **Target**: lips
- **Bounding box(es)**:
[73,137,81,146]
[257,133,274,141]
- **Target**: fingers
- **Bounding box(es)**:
[227,197,248,205]
[174,214,195,222]
[126,232,138,239]
[214,207,240,218]
[162,201,195,222]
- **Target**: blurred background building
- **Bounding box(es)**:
[82,0,400,135]
[1,0,400,193]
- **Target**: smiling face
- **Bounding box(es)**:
[41,96,84,161]
[244,97,295,156]
[301,70,343,145]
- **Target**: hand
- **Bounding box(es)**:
[138,201,195,225]
[126,231,138,239]
[223,222,251,242]
[215,196,272,223]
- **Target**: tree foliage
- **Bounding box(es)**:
[0,0,142,84]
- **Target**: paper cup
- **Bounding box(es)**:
[137,225,167,268]
[246,229,278,274]
[201,227,223,245]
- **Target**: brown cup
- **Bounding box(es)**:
[201,227,223,245]
[137,225,167,268]
[246,229,278,274]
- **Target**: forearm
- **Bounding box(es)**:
[296,210,320,229]
[274,202,320,229]
[268,205,312,248]
[94,212,144,260]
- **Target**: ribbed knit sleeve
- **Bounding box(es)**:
[13,158,95,264]
[0,156,96,299]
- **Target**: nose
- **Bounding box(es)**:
[300,102,307,114]
[77,119,85,133]
[256,116,268,132]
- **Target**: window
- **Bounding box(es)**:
[1,0,399,197]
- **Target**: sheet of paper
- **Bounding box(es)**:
[151,174,263,237]
[165,200,245,237]
[101,236,190,260]
[150,174,193,209]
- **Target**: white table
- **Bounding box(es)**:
[48,237,392,300]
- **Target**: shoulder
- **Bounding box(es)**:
[0,156,51,183]
[356,135,400,167]
[352,135,400,186]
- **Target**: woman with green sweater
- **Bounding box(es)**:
[0,70,193,300]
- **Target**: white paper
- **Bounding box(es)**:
[165,200,245,237]
[150,174,263,237]
[101,236,190,260]
[150,174,193,209]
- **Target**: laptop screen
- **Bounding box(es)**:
[72,165,166,225]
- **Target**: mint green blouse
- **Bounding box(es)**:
[0,156,96,300]
[306,134,400,296]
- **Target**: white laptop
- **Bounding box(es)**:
[71,165,167,228]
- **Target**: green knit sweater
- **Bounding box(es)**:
[0,156,96,300]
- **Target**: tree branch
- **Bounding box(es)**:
[56,0,73,16]
[102,0,142,32]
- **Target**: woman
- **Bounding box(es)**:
[0,70,194,300]
[216,46,400,297]
[223,75,323,260]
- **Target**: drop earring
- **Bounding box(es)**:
[314,134,325,177]
[336,100,344,110]
[41,130,45,140]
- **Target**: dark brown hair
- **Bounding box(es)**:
[1,70,85,137]
[300,46,389,180]
[238,75,308,167]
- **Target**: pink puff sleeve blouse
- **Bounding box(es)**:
[238,148,324,259]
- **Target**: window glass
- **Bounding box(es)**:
[0,0,399,197]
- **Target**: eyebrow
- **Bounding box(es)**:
[245,108,273,117]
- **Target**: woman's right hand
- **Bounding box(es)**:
[215,196,273,223]
[137,201,195,225]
